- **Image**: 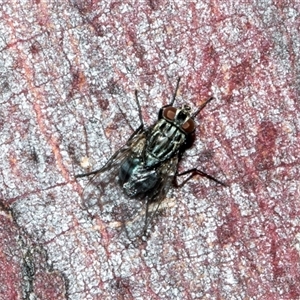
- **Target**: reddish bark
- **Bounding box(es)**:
[1,0,300,299]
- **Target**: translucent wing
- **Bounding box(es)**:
[120,156,179,239]
[76,128,146,209]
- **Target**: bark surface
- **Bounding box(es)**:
[1,1,300,299]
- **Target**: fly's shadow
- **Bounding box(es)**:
[75,78,225,241]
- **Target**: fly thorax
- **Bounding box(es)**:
[145,119,185,167]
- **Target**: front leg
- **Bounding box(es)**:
[174,168,226,187]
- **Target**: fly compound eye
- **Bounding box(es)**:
[181,118,196,133]
[163,106,177,121]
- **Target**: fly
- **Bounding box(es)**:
[76,78,224,238]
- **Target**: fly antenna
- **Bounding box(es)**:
[170,77,181,106]
[192,97,214,118]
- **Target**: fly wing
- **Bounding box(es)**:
[121,155,179,239]
[76,129,146,209]
[144,155,179,223]
[150,155,179,203]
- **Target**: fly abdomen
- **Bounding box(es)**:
[119,156,158,197]
[119,156,140,184]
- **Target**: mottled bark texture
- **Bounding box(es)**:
[1,1,300,299]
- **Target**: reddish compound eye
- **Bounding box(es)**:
[163,107,177,121]
[181,118,195,133]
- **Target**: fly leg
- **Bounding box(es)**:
[174,168,226,187]
[141,184,168,238]
[141,198,151,237]
[141,169,225,237]
[134,90,145,130]
[139,198,159,239]
[75,124,143,178]
[160,77,181,108]
[75,147,128,178]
